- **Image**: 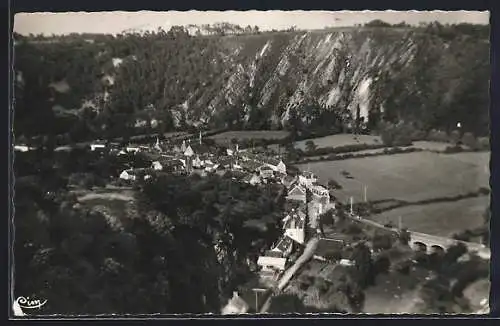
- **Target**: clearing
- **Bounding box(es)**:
[294,134,381,151]
[369,196,489,238]
[296,151,489,203]
[208,130,290,145]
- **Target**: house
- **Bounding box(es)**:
[339,259,355,267]
[257,256,288,273]
[192,156,204,169]
[276,160,287,175]
[286,184,307,203]
[151,161,163,171]
[299,171,318,188]
[282,209,306,244]
[271,235,294,258]
[221,291,250,315]
[119,169,136,181]
[244,173,262,186]
[204,161,220,173]
[14,144,34,152]
[89,141,107,152]
[310,185,330,206]
[184,145,195,157]
[259,165,275,179]
[126,145,141,153]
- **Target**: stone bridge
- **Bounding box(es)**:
[408,231,490,260]
[339,211,491,260]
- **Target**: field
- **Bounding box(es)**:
[370,196,489,238]
[294,134,381,151]
[208,130,290,145]
[296,151,489,203]
[296,151,490,237]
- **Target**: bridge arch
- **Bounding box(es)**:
[430,245,445,255]
[413,241,427,253]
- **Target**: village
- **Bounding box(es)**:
[14,131,491,315]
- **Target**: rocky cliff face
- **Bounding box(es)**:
[13,26,489,138]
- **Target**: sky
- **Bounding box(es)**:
[14,10,489,36]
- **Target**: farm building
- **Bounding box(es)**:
[221,291,250,315]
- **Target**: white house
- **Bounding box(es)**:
[339,259,355,267]
[310,185,330,206]
[151,161,163,171]
[126,146,141,153]
[227,148,234,156]
[14,145,33,152]
[257,256,287,273]
[90,143,106,151]
[184,145,195,157]
[276,160,287,175]
[259,165,274,179]
[282,209,306,245]
[299,171,318,188]
[119,170,136,181]
[192,156,204,169]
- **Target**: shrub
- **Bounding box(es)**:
[443,145,463,154]
[461,132,478,149]
[345,223,362,235]
[372,233,393,251]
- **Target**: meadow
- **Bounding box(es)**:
[294,134,382,151]
[208,130,290,145]
[296,151,489,203]
[369,196,489,238]
[296,151,490,236]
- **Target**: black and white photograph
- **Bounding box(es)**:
[11,10,491,316]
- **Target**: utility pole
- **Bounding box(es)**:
[363,185,367,202]
[252,288,267,312]
[350,196,354,215]
[398,216,402,231]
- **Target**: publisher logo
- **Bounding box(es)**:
[13,296,47,316]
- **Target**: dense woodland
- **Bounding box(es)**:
[14,148,287,314]
[13,22,489,144]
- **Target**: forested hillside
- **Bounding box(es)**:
[13,22,489,142]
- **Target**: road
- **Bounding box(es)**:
[259,237,319,313]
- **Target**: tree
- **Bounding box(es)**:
[398,229,411,246]
[350,242,374,288]
[372,233,393,251]
[461,132,477,149]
